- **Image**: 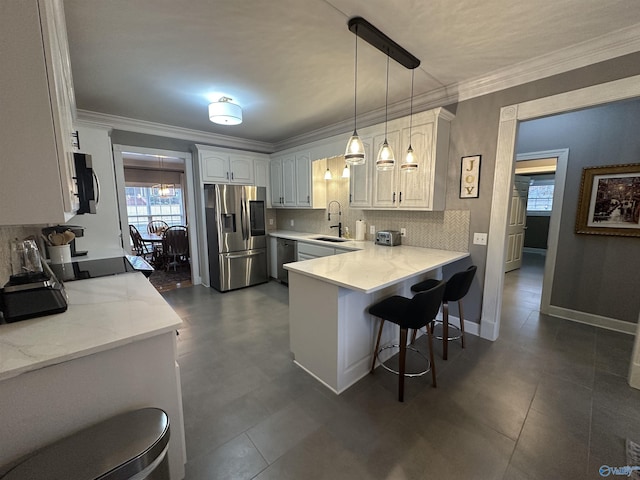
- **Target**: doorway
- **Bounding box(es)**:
[112,144,201,289]
[481,74,640,341]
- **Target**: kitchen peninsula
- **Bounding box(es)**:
[0,271,185,479]
[277,231,469,394]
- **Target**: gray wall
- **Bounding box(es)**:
[439,51,640,325]
[516,100,640,323]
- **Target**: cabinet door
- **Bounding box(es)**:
[295,152,311,206]
[201,152,231,183]
[229,155,254,184]
[270,158,284,206]
[371,129,400,208]
[349,136,373,208]
[254,158,271,208]
[282,155,297,207]
[398,121,435,208]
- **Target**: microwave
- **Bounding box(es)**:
[73,152,98,214]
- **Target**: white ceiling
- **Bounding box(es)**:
[63,0,640,148]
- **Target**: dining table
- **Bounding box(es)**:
[139,232,164,266]
[139,232,163,246]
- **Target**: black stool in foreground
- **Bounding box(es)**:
[411,265,477,360]
[368,280,446,402]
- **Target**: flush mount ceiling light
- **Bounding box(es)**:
[346,17,421,171]
[208,96,242,125]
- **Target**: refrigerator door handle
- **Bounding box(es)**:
[226,251,262,259]
[240,188,248,241]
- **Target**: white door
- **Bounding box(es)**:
[505,175,530,272]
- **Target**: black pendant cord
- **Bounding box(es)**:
[353,27,358,134]
[408,69,414,148]
[384,53,389,140]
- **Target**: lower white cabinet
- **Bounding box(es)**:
[296,241,351,261]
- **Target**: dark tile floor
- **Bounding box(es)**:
[161,253,640,479]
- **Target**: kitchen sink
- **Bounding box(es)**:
[311,236,349,243]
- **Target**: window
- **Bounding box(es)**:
[125,186,185,233]
[527,175,555,213]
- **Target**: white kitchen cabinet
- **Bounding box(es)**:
[254,157,271,208]
[348,136,373,208]
[295,152,312,207]
[196,145,255,184]
[270,151,325,209]
[370,108,453,211]
[0,0,79,225]
[297,242,335,260]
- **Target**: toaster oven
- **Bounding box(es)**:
[375,230,401,246]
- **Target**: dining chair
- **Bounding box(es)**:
[368,280,445,402]
[147,220,169,235]
[129,225,152,260]
[161,226,189,271]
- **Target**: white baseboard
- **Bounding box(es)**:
[546,305,636,335]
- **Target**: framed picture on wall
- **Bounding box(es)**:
[460,155,481,198]
[575,163,640,237]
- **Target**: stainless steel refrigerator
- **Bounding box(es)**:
[205,184,268,292]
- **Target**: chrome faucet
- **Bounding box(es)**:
[328,201,342,238]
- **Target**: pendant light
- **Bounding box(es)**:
[401,69,418,172]
[324,167,332,180]
[376,54,395,171]
[151,156,176,198]
[344,27,365,165]
[342,164,350,178]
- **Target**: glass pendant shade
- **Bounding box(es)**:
[345,131,365,165]
[342,164,350,178]
[400,145,418,172]
[376,139,395,171]
[324,168,332,180]
[209,97,242,125]
[152,183,176,197]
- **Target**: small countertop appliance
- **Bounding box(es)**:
[375,230,402,246]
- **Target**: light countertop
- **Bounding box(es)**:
[271,230,469,293]
[0,272,181,381]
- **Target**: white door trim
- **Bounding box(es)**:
[481,74,640,341]
[516,149,569,315]
[112,144,201,286]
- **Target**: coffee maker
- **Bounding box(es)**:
[0,239,68,323]
[42,225,86,257]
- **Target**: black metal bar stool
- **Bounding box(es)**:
[411,265,477,360]
[368,280,446,402]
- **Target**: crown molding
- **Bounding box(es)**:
[78,23,640,155]
[76,110,274,154]
[452,22,640,102]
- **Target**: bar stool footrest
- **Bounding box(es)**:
[376,344,432,378]
[432,321,462,341]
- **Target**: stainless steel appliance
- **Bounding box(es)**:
[375,230,402,246]
[276,238,297,284]
[205,184,268,292]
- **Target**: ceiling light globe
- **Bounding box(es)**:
[376,141,395,171]
[345,132,366,165]
[209,98,243,125]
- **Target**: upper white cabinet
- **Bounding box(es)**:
[196,145,256,184]
[348,136,373,208]
[253,157,271,207]
[270,150,326,209]
[0,0,79,225]
[359,108,453,211]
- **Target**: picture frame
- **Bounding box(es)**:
[575,163,640,237]
[460,155,481,198]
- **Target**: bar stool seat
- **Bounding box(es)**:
[411,265,477,360]
[368,280,445,402]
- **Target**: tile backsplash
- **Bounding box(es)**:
[0,225,47,284]
[274,157,470,252]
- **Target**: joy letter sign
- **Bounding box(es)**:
[460,155,481,198]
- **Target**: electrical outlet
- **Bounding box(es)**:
[473,232,488,245]
[400,228,407,237]
[269,218,274,225]
[369,225,376,235]
[290,219,294,227]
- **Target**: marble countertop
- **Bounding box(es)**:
[0,272,181,381]
[269,230,364,251]
[272,230,469,293]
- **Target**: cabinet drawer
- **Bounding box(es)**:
[297,242,335,258]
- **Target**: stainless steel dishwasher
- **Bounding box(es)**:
[276,238,297,284]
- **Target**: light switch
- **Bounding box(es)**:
[290,219,294,227]
[269,218,274,225]
[473,233,488,245]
